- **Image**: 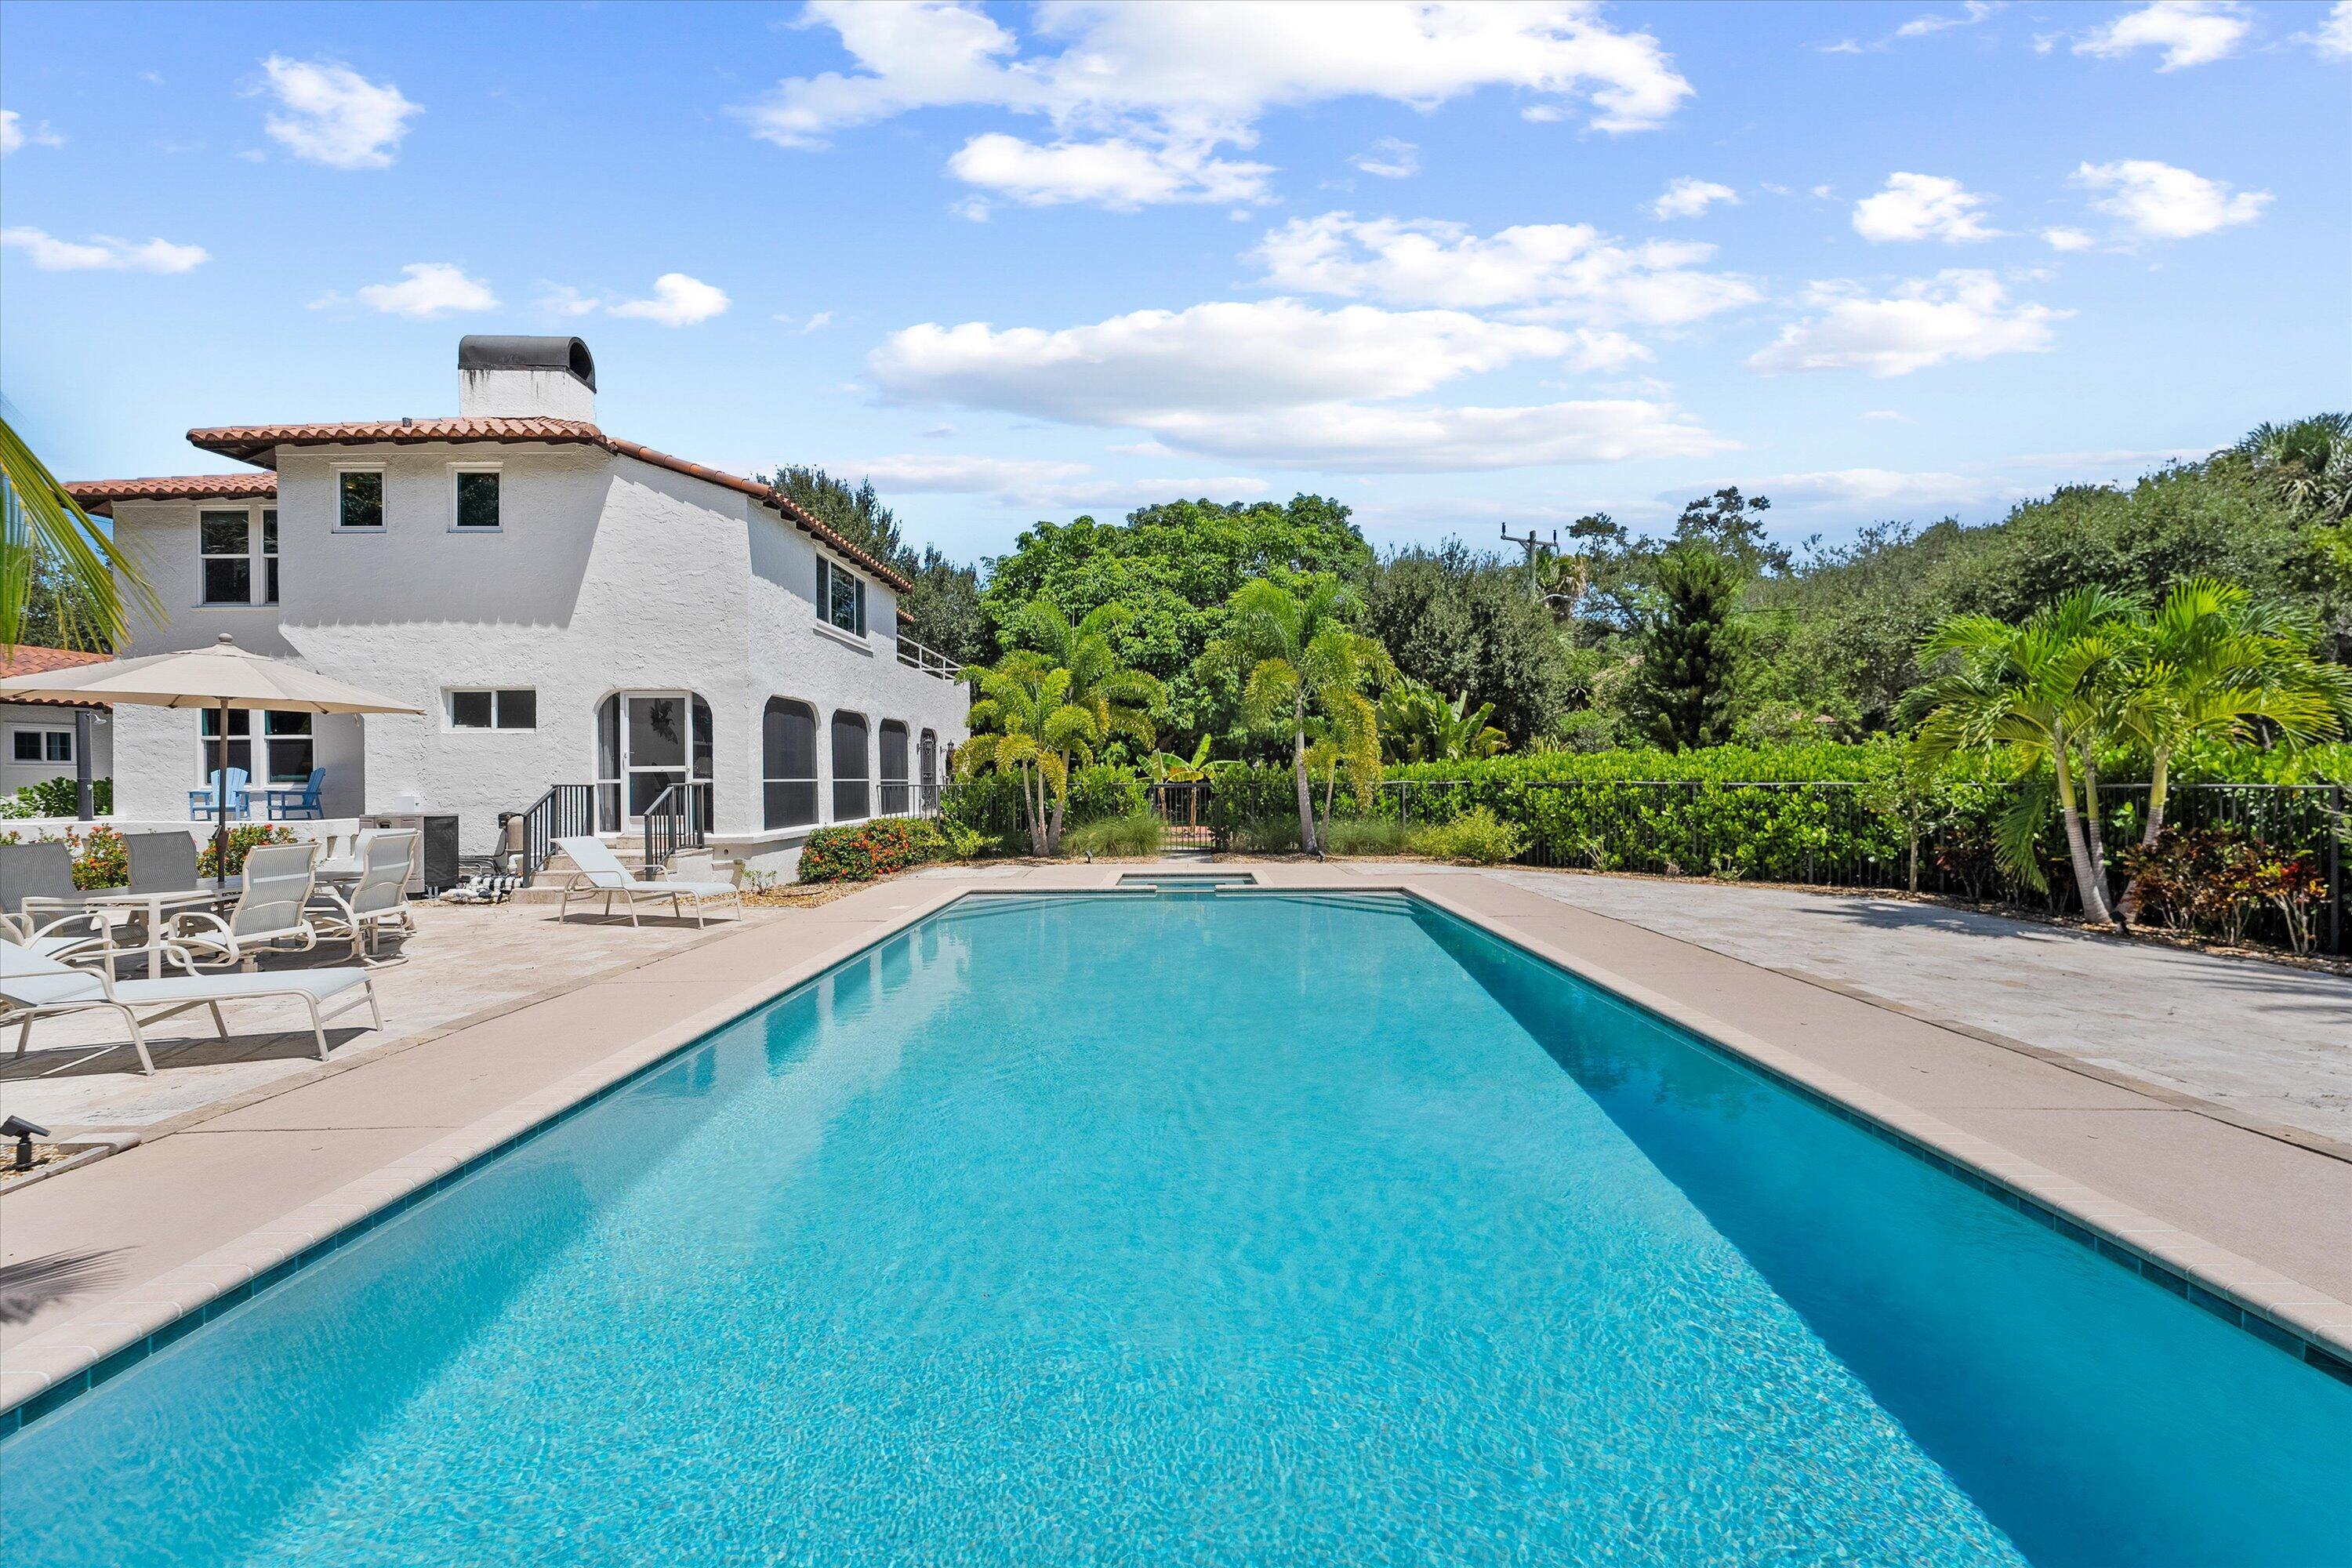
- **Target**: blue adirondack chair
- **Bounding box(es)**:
[187,767,250,820]
[263,768,327,820]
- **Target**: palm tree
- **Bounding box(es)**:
[1002,601,1166,849]
[1,410,156,652]
[1911,586,2138,926]
[2110,579,2350,922]
[1207,578,1392,856]
[2234,414,2352,520]
[958,654,1096,856]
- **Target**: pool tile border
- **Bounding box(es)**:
[6,873,2347,1442]
[1403,882,2352,1388]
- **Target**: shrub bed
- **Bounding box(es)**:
[797,818,950,884]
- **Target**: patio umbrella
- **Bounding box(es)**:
[0,633,423,885]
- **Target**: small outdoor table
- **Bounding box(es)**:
[79,882,241,980]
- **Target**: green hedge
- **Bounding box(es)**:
[939,764,1145,839]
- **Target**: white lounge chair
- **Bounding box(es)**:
[163,840,321,970]
[1,937,383,1076]
[553,837,742,928]
[307,829,419,960]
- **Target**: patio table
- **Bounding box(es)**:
[79,882,241,981]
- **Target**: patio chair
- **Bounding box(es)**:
[187,767,251,821]
[123,830,202,894]
[307,830,418,960]
[1,936,382,1076]
[162,842,321,971]
[553,837,742,928]
[0,841,114,966]
[263,768,327,821]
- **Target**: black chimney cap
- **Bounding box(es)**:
[457,336,595,391]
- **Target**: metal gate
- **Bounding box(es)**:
[1149,782,1216,850]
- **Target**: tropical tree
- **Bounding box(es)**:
[1625,544,1749,751]
[1204,577,1392,855]
[1911,587,2139,926]
[957,655,1091,856]
[1377,679,1508,764]
[1002,600,1166,848]
[2,411,154,652]
[2234,414,2352,520]
[2110,579,2351,921]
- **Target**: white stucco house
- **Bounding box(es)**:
[0,647,112,803]
[71,336,969,875]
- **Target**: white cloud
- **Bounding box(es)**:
[1851,172,2001,242]
[855,454,1093,492]
[948,132,1272,208]
[537,285,604,318]
[1649,177,1737,220]
[1253,212,1760,328]
[609,273,731,327]
[1896,2,2001,39]
[1764,468,1999,508]
[2317,1,2352,57]
[869,296,1725,471]
[2072,158,2268,239]
[2073,2,2249,69]
[2042,226,2095,251]
[800,310,834,334]
[1746,270,2068,376]
[1351,137,1420,180]
[742,2,1690,209]
[354,262,498,318]
[256,56,419,169]
[0,227,207,274]
[1,110,66,154]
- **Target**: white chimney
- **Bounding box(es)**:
[457,336,597,422]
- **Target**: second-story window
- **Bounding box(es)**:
[199,509,275,605]
[454,466,501,530]
[338,469,384,530]
[817,557,866,637]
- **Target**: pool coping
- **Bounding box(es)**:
[5,870,2348,1437]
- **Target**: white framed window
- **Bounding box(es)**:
[451,463,502,532]
[199,506,278,605]
[817,557,866,637]
[447,688,538,730]
[199,709,314,786]
[334,464,386,531]
[8,726,73,765]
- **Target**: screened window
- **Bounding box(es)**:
[818,557,866,637]
[830,710,869,821]
[199,510,252,604]
[338,470,384,530]
[878,720,910,816]
[762,698,818,829]
[455,469,501,530]
[448,688,536,730]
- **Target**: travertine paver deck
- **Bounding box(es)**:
[5,862,2347,1382]
[1481,869,2352,1146]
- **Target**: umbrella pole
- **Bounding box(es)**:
[214,699,230,891]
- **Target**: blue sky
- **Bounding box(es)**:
[4,0,2347,565]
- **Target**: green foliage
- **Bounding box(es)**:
[942,764,1143,842]
[1626,545,1748,751]
[797,818,949,884]
[4,412,158,651]
[1407,806,1524,865]
[1361,541,1568,740]
[767,464,907,567]
[2119,825,2329,952]
[964,602,1164,854]
[980,496,1372,741]
[195,823,296,879]
[1377,679,1508,764]
[1319,817,1411,856]
[0,775,111,818]
[1063,811,1165,858]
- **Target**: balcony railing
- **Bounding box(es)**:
[896,637,963,682]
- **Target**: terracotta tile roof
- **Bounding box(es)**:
[65,473,277,516]
[184,419,915,591]
[0,644,113,709]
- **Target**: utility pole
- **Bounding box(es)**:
[1500,522,1557,596]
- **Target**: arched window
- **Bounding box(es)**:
[878,720,910,816]
[595,691,713,831]
[830,710,869,822]
[763,699,818,829]
[919,729,938,811]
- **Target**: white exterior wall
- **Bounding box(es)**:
[0,704,111,797]
[108,445,968,864]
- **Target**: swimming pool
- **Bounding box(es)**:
[4,892,2347,1565]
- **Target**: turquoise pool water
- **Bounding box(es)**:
[5,892,2347,1566]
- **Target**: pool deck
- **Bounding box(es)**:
[5,863,2350,1417]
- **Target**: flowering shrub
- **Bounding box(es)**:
[67,825,129,889]
[797,818,949,884]
[196,823,299,879]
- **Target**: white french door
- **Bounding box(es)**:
[595,691,713,831]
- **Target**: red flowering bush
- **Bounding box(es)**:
[797,818,949,884]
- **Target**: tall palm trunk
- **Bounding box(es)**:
[1292,693,1318,856]
[2113,750,2172,925]
[2050,734,2114,926]
[2078,746,2118,927]
[1048,750,1069,855]
[1025,764,1049,856]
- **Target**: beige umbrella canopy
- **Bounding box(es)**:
[0,633,423,881]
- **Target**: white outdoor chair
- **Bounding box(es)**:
[553,837,742,928]
[0,841,114,967]
[307,829,419,960]
[2,936,383,1075]
[162,841,321,971]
